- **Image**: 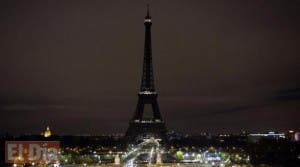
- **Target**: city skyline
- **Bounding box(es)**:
[0,0,299,135]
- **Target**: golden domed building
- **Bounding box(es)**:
[43,126,52,138]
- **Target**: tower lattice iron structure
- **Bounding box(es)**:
[125,5,167,144]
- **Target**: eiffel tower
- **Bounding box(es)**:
[125,5,167,144]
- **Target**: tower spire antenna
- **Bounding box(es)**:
[145,4,151,19]
[147,4,150,16]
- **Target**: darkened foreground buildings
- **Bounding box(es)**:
[125,5,167,144]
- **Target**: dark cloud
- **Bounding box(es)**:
[273,88,300,101]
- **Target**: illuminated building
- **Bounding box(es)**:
[43,126,52,138]
[248,131,285,142]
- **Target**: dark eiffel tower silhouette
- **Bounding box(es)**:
[125,5,167,144]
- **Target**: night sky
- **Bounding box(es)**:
[0,0,299,135]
